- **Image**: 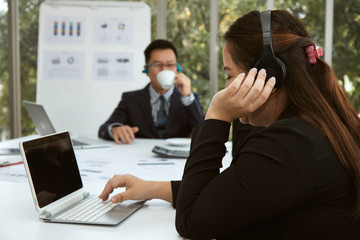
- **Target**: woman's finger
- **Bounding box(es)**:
[252,77,276,109]
[111,191,131,203]
[225,72,245,96]
[242,68,267,104]
[99,175,125,200]
[235,68,258,99]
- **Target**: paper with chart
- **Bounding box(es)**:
[43,50,85,80]
[44,16,86,44]
[93,52,134,81]
[93,16,134,45]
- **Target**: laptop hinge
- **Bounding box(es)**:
[83,191,90,198]
[39,192,90,220]
[42,190,89,217]
[39,211,52,220]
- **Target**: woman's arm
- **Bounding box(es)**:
[175,119,318,239]
[99,174,173,203]
[232,119,264,161]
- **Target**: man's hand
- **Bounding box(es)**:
[175,73,192,97]
[111,125,139,144]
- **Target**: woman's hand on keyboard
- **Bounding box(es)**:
[99,174,173,204]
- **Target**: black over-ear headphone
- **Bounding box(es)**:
[255,10,286,87]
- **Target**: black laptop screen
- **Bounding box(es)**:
[23,132,83,208]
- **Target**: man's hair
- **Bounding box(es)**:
[144,39,178,63]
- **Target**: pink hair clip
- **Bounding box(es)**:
[305,45,323,64]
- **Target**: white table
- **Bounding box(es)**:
[0,137,232,240]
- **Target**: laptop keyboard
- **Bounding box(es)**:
[55,196,118,222]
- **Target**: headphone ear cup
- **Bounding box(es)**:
[142,65,149,73]
[176,63,182,72]
[255,55,286,87]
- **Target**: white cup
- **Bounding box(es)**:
[156,70,175,90]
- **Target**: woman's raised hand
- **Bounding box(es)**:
[205,68,276,123]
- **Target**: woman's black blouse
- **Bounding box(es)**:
[171,117,360,240]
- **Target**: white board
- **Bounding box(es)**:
[36,0,151,137]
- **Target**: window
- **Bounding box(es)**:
[1,0,359,141]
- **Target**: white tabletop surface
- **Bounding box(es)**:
[0,136,232,240]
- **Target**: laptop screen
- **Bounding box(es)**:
[23,101,57,136]
[23,132,82,208]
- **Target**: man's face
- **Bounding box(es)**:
[146,49,178,93]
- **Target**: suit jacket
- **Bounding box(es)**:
[98,84,205,140]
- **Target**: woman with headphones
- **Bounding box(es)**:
[100,10,360,239]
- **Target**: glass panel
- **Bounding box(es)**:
[274,1,326,46]
[2,0,156,141]
[0,0,40,140]
[167,0,211,109]
[1,0,359,142]
[332,0,360,113]
[275,0,359,114]
[0,0,10,140]
[218,0,267,89]
[19,0,40,136]
[218,1,360,115]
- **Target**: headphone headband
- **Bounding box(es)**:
[260,10,274,58]
[255,10,286,87]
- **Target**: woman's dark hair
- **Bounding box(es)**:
[144,39,178,63]
[224,10,360,217]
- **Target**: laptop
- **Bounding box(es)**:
[23,100,107,149]
[20,131,145,225]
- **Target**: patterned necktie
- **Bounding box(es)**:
[156,95,167,138]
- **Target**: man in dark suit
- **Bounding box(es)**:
[98,39,205,144]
